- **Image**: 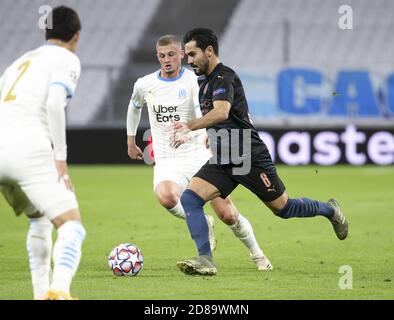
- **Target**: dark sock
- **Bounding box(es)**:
[180,189,211,256]
[277,198,334,219]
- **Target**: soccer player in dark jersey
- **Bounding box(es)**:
[172,28,349,276]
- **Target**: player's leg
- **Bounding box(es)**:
[26,213,53,300]
[177,164,237,275]
[182,176,221,255]
[177,177,219,275]
[15,154,86,299]
[1,183,53,300]
[266,192,348,240]
[210,197,273,270]
[154,166,217,251]
[155,180,184,218]
[234,167,348,240]
[45,207,85,300]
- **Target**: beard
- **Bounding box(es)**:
[191,58,209,76]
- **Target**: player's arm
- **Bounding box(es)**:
[127,81,144,160]
[172,100,230,142]
[46,84,73,191]
[171,101,230,148]
[187,100,230,130]
[188,75,231,130]
[187,82,212,140]
[47,54,80,191]
[174,73,233,135]
[127,103,143,160]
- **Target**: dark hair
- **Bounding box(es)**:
[45,6,81,42]
[183,28,219,56]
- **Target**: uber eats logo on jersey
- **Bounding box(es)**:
[153,105,180,122]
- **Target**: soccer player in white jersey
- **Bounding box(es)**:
[127,34,272,270]
[0,6,85,300]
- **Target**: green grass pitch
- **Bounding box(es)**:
[0,165,393,300]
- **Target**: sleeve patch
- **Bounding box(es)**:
[213,88,226,96]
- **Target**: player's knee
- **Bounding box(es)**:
[215,206,237,225]
[273,210,288,219]
[222,214,237,225]
[157,192,179,209]
[272,199,292,219]
[219,212,236,225]
[27,217,53,261]
[180,189,205,210]
[57,220,86,242]
[51,208,81,229]
[211,197,238,225]
[28,216,53,237]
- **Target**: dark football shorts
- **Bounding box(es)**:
[194,162,286,202]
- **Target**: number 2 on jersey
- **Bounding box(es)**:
[3,60,31,102]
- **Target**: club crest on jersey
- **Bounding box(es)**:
[178,88,187,99]
[70,70,77,84]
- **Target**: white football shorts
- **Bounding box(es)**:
[0,143,78,220]
[153,156,210,192]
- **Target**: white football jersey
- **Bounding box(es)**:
[0,44,80,147]
[130,67,211,163]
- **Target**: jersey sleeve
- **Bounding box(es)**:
[49,53,81,99]
[46,85,68,160]
[190,77,202,117]
[211,72,234,105]
[130,79,145,109]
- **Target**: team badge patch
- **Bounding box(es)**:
[178,88,187,99]
[70,70,77,84]
[213,88,226,96]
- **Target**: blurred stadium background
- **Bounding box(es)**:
[1,1,394,300]
[1,0,393,165]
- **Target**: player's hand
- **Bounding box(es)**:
[55,160,74,192]
[170,121,191,148]
[128,144,143,160]
[203,133,210,149]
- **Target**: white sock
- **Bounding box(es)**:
[230,214,264,257]
[167,201,186,219]
[51,221,86,294]
[26,217,53,300]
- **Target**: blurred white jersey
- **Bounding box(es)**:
[130,67,211,164]
[0,44,80,219]
[0,43,81,148]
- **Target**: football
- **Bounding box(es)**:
[108,243,144,276]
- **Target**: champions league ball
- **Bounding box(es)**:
[108,243,144,276]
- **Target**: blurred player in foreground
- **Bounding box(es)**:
[0,6,85,299]
[127,34,272,270]
[173,28,349,276]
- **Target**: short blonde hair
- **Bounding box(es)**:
[156,34,182,49]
